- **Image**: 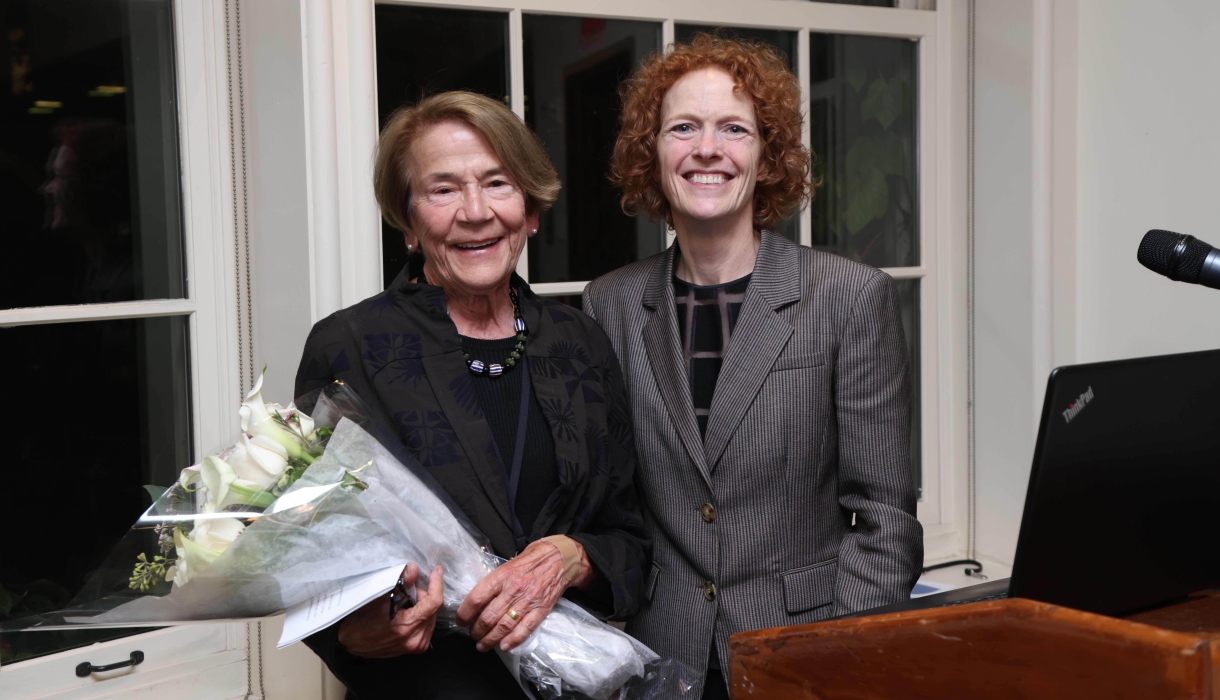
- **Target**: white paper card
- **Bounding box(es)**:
[910,578,958,598]
[278,564,404,648]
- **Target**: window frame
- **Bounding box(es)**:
[321,0,967,561]
[367,0,964,561]
[0,0,253,691]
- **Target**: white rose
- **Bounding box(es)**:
[226,434,289,489]
[168,518,243,588]
[190,517,246,553]
[164,560,185,587]
[169,527,215,588]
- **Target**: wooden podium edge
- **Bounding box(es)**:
[729,597,1215,699]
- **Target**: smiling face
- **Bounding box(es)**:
[406,120,537,297]
[657,67,763,232]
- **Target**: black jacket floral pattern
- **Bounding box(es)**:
[293,268,649,618]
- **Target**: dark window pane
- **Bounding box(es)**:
[810,33,918,267]
[524,15,662,283]
[893,278,921,498]
[375,5,509,288]
[0,0,184,310]
[0,315,191,663]
[673,25,799,243]
[673,25,797,70]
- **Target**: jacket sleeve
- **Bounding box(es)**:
[832,270,924,614]
[301,623,345,682]
[566,322,652,621]
[293,313,351,401]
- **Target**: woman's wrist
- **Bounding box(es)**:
[538,535,595,588]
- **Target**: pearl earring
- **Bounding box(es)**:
[532,228,538,234]
[406,243,413,253]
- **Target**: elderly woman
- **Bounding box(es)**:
[295,91,648,699]
[583,35,923,698]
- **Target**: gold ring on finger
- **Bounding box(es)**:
[505,607,522,622]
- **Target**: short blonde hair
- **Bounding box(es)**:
[374,91,560,232]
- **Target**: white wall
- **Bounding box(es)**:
[240,2,344,696]
[245,0,315,403]
[971,0,1220,565]
[972,0,1040,565]
[1075,0,1220,362]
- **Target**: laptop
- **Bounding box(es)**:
[840,348,1220,620]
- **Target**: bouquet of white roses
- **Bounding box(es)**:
[2,373,691,700]
[130,373,338,593]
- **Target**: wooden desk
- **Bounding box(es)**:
[729,591,1220,699]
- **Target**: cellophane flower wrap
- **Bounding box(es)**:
[1,375,691,699]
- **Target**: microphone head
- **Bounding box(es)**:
[1138,229,1210,282]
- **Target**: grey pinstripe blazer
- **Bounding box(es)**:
[583,231,923,694]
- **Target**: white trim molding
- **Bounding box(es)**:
[302,0,384,324]
[378,0,934,36]
[531,281,589,296]
[1051,0,1079,369]
[0,299,196,328]
[1030,0,1054,435]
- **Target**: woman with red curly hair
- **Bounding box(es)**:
[583,34,923,699]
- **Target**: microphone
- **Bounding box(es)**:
[1137,229,1220,290]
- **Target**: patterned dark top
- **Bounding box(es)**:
[673,273,752,438]
[294,264,648,699]
[460,334,558,542]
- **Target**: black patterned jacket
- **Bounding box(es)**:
[294,268,649,617]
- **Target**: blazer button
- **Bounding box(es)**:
[700,503,717,523]
[703,581,717,601]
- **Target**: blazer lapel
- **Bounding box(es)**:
[520,287,589,534]
[421,347,517,538]
[703,232,802,470]
[642,246,713,488]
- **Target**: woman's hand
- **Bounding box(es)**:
[457,538,590,653]
[337,563,444,658]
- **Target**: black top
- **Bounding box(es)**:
[672,273,751,438]
[460,334,559,543]
[294,266,649,700]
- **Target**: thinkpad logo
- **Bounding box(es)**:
[1061,386,1095,424]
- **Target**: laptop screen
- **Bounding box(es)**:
[1009,348,1220,615]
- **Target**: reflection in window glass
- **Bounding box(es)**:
[809,33,917,268]
[673,25,797,70]
[0,0,184,310]
[524,15,662,284]
[0,315,191,663]
[894,278,921,497]
[673,25,800,244]
[375,5,509,288]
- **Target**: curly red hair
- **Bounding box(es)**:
[612,33,815,230]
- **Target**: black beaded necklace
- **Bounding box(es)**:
[460,289,528,377]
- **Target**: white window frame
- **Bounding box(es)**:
[0,0,257,696]
[310,0,969,562]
